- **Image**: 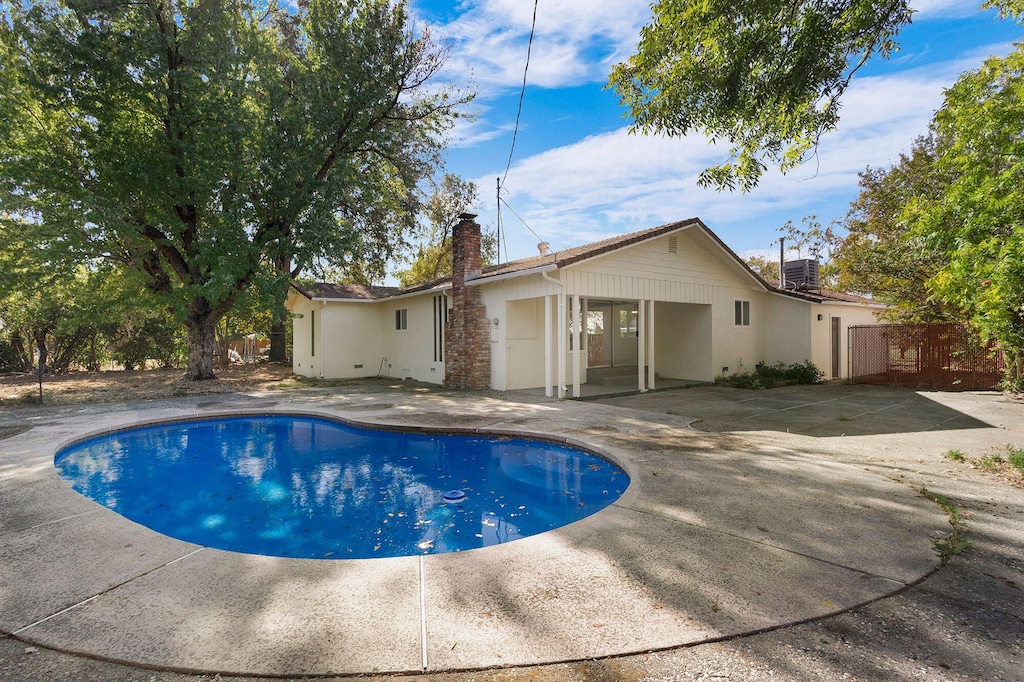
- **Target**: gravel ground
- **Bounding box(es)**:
[1,380,1021,682]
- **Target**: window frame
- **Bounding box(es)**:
[395,308,408,332]
[734,300,751,327]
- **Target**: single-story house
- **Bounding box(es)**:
[288,216,882,397]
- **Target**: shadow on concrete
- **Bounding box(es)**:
[595,383,999,437]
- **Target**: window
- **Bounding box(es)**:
[433,295,447,361]
[734,300,750,326]
[395,308,408,331]
[310,310,315,356]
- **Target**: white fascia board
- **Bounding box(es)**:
[310,283,453,304]
[768,290,886,308]
[465,263,558,286]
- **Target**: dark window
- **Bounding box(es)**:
[734,300,750,326]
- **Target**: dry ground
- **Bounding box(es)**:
[0,364,349,407]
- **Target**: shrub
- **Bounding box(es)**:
[1006,445,1024,475]
[715,360,825,389]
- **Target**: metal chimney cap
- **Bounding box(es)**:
[458,212,478,221]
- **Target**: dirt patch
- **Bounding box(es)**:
[0,365,305,407]
[0,424,32,440]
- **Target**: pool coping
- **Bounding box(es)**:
[0,395,944,677]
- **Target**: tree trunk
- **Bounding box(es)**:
[185,319,218,380]
[270,257,292,363]
[269,317,287,363]
[34,333,48,371]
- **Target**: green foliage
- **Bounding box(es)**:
[827,44,1024,390]
[715,360,825,389]
[919,487,970,563]
[396,174,497,287]
[608,0,913,191]
[779,215,841,288]
[943,449,967,462]
[977,453,1005,471]
[744,255,779,282]
[904,46,1024,390]
[1007,445,1024,474]
[0,0,468,379]
[832,136,953,322]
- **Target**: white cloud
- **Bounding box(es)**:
[474,61,975,258]
[424,0,652,93]
[911,0,986,19]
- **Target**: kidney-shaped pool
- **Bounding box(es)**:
[54,415,628,559]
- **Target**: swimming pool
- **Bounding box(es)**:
[54,415,628,559]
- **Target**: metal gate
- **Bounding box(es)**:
[849,323,1004,390]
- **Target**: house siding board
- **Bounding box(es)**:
[561,236,726,305]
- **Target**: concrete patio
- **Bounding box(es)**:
[0,381,1018,678]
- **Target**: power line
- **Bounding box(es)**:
[499,196,547,249]
[500,0,539,188]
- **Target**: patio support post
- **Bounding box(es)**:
[544,295,553,398]
[638,298,647,393]
[557,292,566,399]
[648,300,656,390]
[572,294,581,398]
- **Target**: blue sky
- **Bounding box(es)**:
[405,0,1021,267]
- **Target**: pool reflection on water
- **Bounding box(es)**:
[55,415,628,559]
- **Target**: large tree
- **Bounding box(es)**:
[0,0,465,379]
[831,135,952,321]
[906,45,1024,388]
[394,173,491,287]
[608,0,1020,191]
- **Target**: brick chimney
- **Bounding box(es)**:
[444,213,492,390]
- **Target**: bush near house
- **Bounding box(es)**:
[715,360,825,389]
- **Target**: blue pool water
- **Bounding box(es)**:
[54,415,628,559]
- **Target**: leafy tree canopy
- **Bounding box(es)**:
[395,174,496,287]
[608,0,1022,191]
[907,44,1024,387]
[0,0,468,379]
[831,135,953,321]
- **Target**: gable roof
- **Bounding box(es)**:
[292,217,878,306]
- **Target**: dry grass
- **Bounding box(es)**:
[0,364,312,407]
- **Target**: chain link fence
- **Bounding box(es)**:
[849,323,1004,391]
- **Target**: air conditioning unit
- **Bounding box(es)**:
[783,259,820,290]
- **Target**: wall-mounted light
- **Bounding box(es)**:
[492,317,500,326]
[817,314,824,321]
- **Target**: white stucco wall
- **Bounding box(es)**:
[809,303,882,379]
[764,294,814,368]
[379,294,447,383]
[291,298,385,379]
[653,302,713,381]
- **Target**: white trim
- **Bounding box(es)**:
[572,294,581,398]
[472,263,559,286]
[768,290,886,308]
[648,299,656,391]
[557,292,566,399]
[544,295,553,398]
